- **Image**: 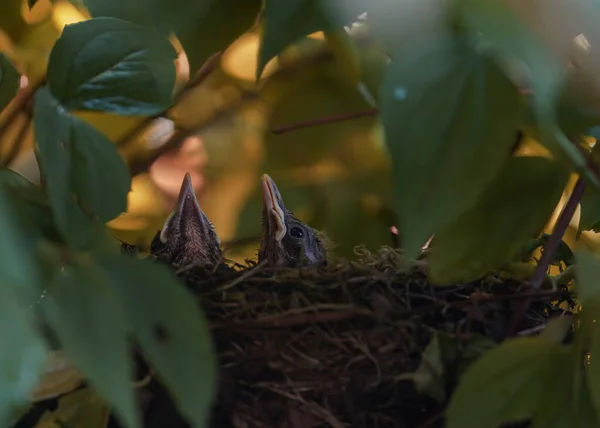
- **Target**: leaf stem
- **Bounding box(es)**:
[505,176,587,338]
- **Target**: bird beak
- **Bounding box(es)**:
[261,174,286,242]
[159,173,218,245]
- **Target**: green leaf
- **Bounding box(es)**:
[47,17,177,115]
[454,0,594,185]
[33,87,131,248]
[0,54,20,112]
[0,283,47,426]
[82,0,260,76]
[102,257,216,427]
[446,337,568,428]
[380,33,524,256]
[429,156,568,284]
[42,262,138,428]
[257,0,363,80]
[397,332,458,402]
[178,0,262,76]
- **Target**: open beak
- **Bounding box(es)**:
[261,174,286,242]
[159,173,216,244]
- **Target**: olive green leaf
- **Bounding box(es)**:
[257,0,363,80]
[42,263,138,428]
[33,87,131,248]
[397,332,458,402]
[428,156,568,284]
[380,32,524,257]
[454,0,595,185]
[47,17,177,115]
[82,0,261,77]
[102,257,216,427]
[0,54,20,112]
[446,337,570,428]
[36,388,110,428]
[0,283,48,426]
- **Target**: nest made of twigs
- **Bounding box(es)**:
[142,246,572,428]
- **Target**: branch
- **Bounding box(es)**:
[271,108,378,135]
[0,78,44,143]
[505,176,587,338]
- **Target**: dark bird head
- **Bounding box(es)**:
[258,174,327,267]
[150,173,222,268]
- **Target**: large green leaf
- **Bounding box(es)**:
[454,0,595,185]
[42,262,138,428]
[428,156,568,284]
[0,54,20,112]
[102,257,216,427]
[33,87,131,248]
[257,0,363,79]
[380,33,524,256]
[0,283,47,426]
[446,337,569,428]
[47,18,177,115]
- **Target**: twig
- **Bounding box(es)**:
[0,78,44,142]
[117,51,223,150]
[505,177,587,338]
[271,108,378,135]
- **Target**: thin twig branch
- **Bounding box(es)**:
[505,177,587,338]
[271,108,378,135]
[0,78,44,143]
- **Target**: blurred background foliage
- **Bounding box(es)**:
[1,0,600,267]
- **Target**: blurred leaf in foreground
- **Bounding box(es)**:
[380,31,523,256]
[103,257,217,428]
[42,261,138,428]
[428,156,568,284]
[447,337,571,428]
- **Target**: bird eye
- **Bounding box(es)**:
[289,227,304,239]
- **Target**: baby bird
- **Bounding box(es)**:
[258,174,327,267]
[150,173,222,268]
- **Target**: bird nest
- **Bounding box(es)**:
[141,246,572,428]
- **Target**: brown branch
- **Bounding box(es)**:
[117,51,223,151]
[0,78,44,143]
[505,177,587,338]
[271,108,379,135]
